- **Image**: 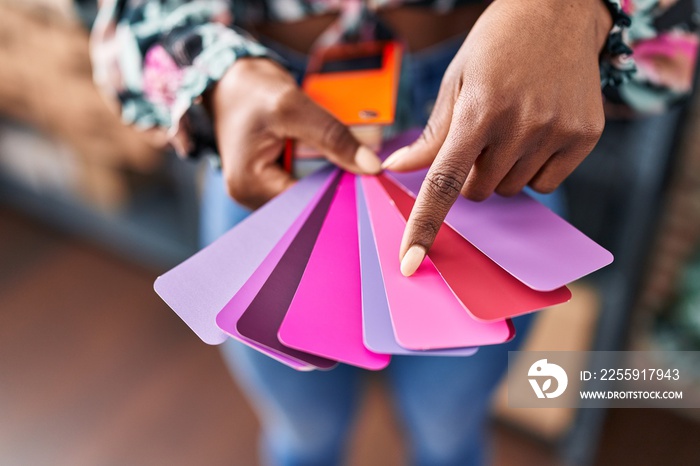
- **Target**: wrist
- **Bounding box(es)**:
[493,0,614,55]
[556,0,614,53]
[206,57,295,120]
[593,0,615,52]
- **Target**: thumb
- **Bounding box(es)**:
[282,92,382,174]
[381,83,455,172]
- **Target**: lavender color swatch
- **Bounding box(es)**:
[154,167,337,344]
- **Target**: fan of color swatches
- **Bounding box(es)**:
[154,130,613,371]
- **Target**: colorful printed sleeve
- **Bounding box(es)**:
[90,0,281,157]
[602,0,700,115]
[90,0,700,158]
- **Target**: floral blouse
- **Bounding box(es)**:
[89,0,700,157]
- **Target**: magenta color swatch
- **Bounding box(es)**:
[278,173,391,370]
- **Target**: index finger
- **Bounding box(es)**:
[398,119,485,277]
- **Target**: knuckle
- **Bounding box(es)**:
[224,179,244,203]
[495,184,522,197]
[529,178,559,194]
[411,215,442,246]
[424,169,466,205]
[464,185,492,202]
[455,92,487,125]
[273,85,302,119]
[579,119,604,144]
[318,117,350,151]
[223,169,254,204]
[561,116,604,146]
[531,113,557,134]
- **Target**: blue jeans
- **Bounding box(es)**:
[200,36,564,466]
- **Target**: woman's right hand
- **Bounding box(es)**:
[209,58,382,209]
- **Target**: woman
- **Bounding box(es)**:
[90,1,698,464]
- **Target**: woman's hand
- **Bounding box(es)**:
[209,58,381,209]
[383,0,613,276]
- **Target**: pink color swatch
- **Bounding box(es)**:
[361,175,514,350]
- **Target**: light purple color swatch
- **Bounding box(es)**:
[278,173,391,370]
[382,129,613,291]
[356,178,478,357]
[154,167,337,345]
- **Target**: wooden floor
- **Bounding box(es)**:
[1,206,698,466]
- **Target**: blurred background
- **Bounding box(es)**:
[1,0,700,465]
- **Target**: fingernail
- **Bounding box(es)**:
[381,146,409,170]
[355,146,382,174]
[400,245,426,277]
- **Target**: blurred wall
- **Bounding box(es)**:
[0,0,163,211]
